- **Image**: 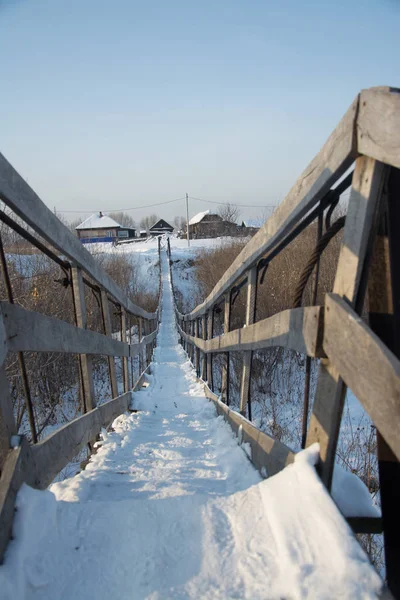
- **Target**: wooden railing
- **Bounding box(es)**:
[171,86,400,596]
[0,157,162,558]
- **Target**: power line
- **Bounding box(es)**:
[57,197,186,214]
[189,196,276,209]
[56,195,277,215]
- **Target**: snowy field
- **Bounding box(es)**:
[0,251,382,599]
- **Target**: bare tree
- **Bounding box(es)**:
[68,218,82,235]
[173,216,187,231]
[140,214,159,231]
[217,203,241,223]
[108,212,136,229]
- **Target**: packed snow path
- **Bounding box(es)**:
[1,252,381,599]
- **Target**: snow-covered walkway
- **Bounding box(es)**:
[1,251,381,599]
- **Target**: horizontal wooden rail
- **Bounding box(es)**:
[0,302,158,357]
[31,392,132,489]
[183,87,400,321]
[0,363,153,558]
[0,153,156,321]
[203,383,383,535]
[347,516,383,535]
[323,293,400,462]
[177,306,323,357]
[185,96,359,319]
[0,437,35,559]
[202,383,295,476]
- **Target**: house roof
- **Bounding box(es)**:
[76,213,121,230]
[241,218,263,228]
[188,210,211,226]
[149,219,174,231]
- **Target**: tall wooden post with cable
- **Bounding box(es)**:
[186,193,190,248]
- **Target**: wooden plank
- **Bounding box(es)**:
[31,392,131,490]
[177,306,323,357]
[220,295,231,404]
[0,153,155,321]
[0,437,36,561]
[0,364,154,560]
[207,310,214,390]
[187,95,358,319]
[333,157,387,304]
[0,301,130,357]
[0,366,17,475]
[144,319,151,366]
[346,516,383,535]
[202,383,295,476]
[100,290,119,399]
[138,317,143,374]
[131,363,152,400]
[194,318,200,375]
[323,293,400,462]
[201,314,207,381]
[357,87,400,170]
[0,312,7,368]
[240,266,257,417]
[121,309,130,393]
[72,267,95,411]
[367,166,400,597]
[307,157,388,488]
[0,312,14,470]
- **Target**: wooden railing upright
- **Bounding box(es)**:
[0,164,162,560]
[171,86,400,597]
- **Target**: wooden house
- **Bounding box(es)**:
[149,219,174,235]
[76,212,136,243]
[188,210,238,239]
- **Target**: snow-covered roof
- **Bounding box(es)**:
[188,210,211,226]
[242,218,263,228]
[76,213,122,230]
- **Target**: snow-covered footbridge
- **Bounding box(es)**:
[0,86,400,598]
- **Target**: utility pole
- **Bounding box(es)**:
[186,192,190,248]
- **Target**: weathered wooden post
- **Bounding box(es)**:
[189,320,195,363]
[306,156,388,489]
[0,320,17,473]
[0,234,37,442]
[144,319,150,366]
[239,267,257,418]
[201,314,207,381]
[194,318,200,376]
[221,294,231,404]
[183,319,187,353]
[207,308,214,391]
[120,308,130,393]
[100,290,118,399]
[71,267,96,411]
[138,317,143,375]
[366,166,400,597]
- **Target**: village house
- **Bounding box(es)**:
[75,212,136,243]
[187,211,262,239]
[188,210,236,239]
[239,219,262,237]
[149,219,174,235]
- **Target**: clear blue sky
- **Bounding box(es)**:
[0,0,399,225]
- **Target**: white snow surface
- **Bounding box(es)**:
[75,213,122,230]
[188,209,210,225]
[0,251,382,599]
